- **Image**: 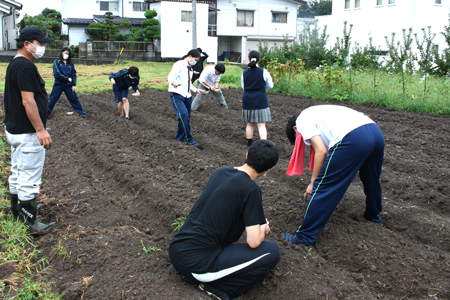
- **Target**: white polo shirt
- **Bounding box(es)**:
[296,105,375,149]
[199,65,222,86]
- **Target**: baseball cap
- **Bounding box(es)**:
[18,26,54,43]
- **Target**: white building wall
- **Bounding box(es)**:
[159,1,210,58]
[216,0,298,37]
[69,26,91,47]
[316,0,450,56]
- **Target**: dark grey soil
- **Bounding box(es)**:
[1,87,449,300]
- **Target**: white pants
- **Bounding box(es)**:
[6,130,46,201]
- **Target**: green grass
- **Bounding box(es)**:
[0,130,61,299]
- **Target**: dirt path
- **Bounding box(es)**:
[1,88,449,300]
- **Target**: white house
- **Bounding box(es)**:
[315,0,450,58]
[61,0,151,47]
[0,0,22,50]
[213,0,306,63]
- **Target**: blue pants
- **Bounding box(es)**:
[297,123,385,245]
[170,241,280,298]
[48,83,85,117]
[170,92,195,144]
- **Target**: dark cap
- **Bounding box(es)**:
[19,26,54,43]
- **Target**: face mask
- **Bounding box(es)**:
[189,60,197,66]
[129,74,136,79]
[28,42,45,59]
[62,54,69,60]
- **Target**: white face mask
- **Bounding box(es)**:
[28,42,46,59]
[189,60,197,66]
[129,74,136,79]
[62,54,69,60]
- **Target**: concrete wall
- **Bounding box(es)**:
[315,0,450,56]
[158,1,211,59]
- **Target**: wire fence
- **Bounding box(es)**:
[92,41,156,52]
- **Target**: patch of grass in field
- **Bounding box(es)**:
[219,65,244,88]
[0,127,61,299]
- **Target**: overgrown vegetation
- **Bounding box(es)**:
[19,8,62,40]
[298,0,332,18]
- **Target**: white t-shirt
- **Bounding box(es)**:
[199,65,222,86]
[296,105,374,149]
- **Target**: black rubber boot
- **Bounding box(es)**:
[18,198,55,235]
[10,194,42,218]
[10,194,19,219]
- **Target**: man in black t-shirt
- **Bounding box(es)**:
[3,26,55,235]
[169,140,280,300]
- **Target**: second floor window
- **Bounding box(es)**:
[376,0,383,5]
[436,0,442,4]
[355,0,361,8]
[133,2,150,11]
[388,0,395,4]
[272,12,287,23]
[100,1,109,11]
[181,11,192,22]
[237,10,254,27]
[345,0,350,9]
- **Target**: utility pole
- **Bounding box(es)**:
[192,0,197,49]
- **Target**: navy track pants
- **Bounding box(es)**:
[170,241,280,298]
[297,123,385,245]
[170,92,195,144]
[48,83,85,117]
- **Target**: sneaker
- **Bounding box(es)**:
[188,140,198,147]
[125,117,130,120]
[283,232,306,245]
[199,283,231,300]
[80,114,86,118]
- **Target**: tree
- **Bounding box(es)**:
[85,12,118,41]
[432,16,450,76]
[298,0,332,18]
[129,9,161,42]
[19,8,62,39]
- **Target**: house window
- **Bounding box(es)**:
[133,2,150,11]
[237,10,254,27]
[388,0,395,4]
[433,45,439,53]
[181,11,192,22]
[272,12,287,23]
[376,0,383,5]
[100,1,109,11]
[345,0,350,9]
[355,0,361,8]
[435,0,442,4]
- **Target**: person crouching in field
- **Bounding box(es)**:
[169,140,280,300]
[168,49,205,147]
[242,50,273,147]
[109,66,140,120]
[47,47,86,118]
[191,63,228,111]
[284,105,385,246]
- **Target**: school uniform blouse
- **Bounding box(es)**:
[241,67,273,110]
[53,59,77,85]
[168,59,198,98]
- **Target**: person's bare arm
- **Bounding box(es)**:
[304,135,327,200]
[21,91,52,148]
[246,222,270,249]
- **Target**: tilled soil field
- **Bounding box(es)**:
[1,87,449,300]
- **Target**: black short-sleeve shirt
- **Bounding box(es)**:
[169,167,267,273]
[3,57,48,134]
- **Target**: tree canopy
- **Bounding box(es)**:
[298,0,332,18]
[19,8,62,39]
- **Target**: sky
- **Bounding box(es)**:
[17,0,62,21]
